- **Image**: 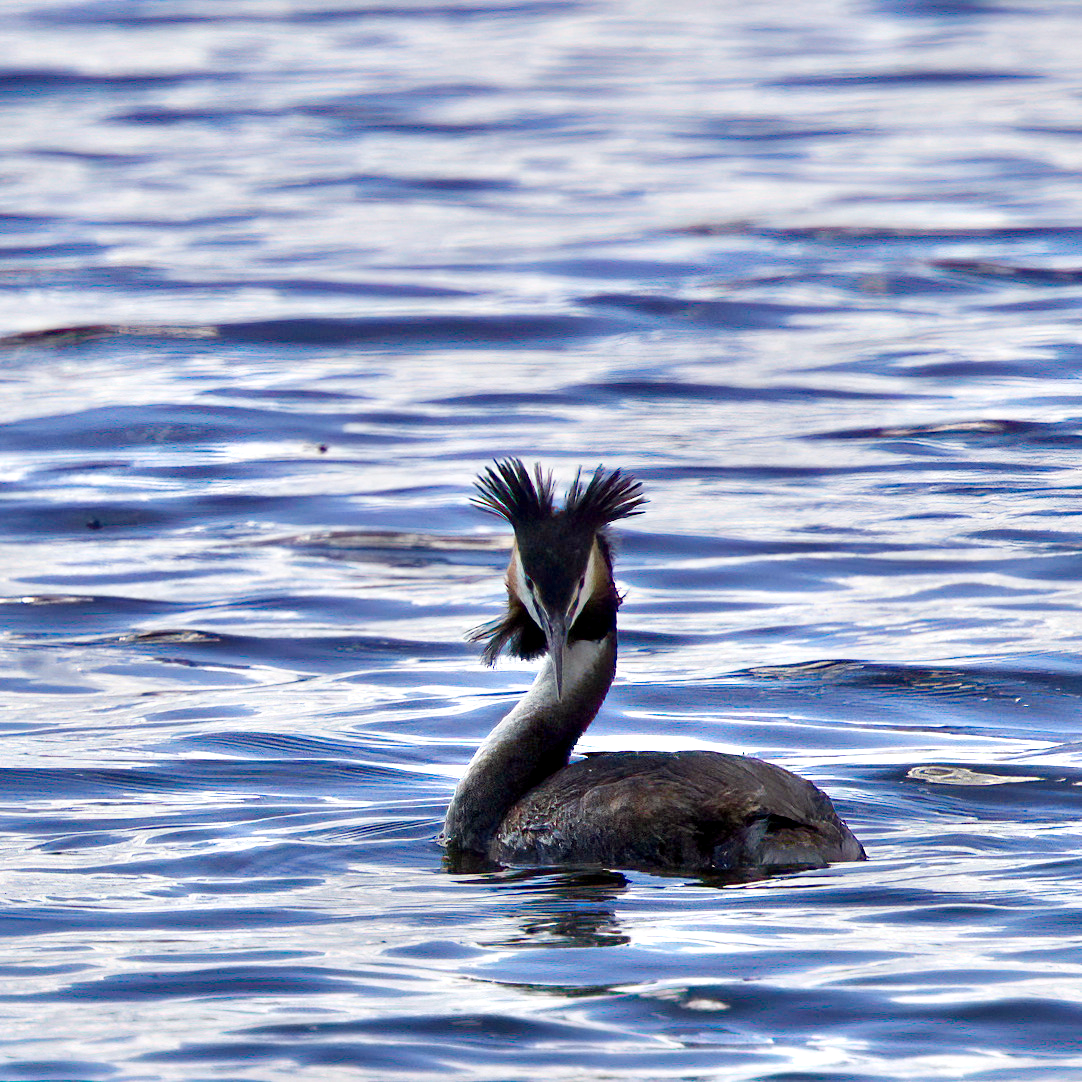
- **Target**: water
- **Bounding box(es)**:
[3,0,1082,1078]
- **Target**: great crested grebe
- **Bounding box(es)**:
[441,459,864,875]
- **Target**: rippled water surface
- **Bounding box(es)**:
[4,0,1082,1078]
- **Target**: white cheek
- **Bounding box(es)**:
[512,548,545,627]
[567,545,600,624]
[568,586,585,624]
[523,592,544,628]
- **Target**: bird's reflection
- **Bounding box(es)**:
[442,852,803,950]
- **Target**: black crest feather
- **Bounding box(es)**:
[563,464,647,528]
[472,458,645,530]
[472,459,555,524]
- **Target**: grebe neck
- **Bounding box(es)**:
[442,633,616,853]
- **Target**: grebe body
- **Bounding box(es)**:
[441,460,864,875]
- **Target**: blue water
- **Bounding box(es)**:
[3,0,1082,1078]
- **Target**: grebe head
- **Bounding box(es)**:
[470,459,646,696]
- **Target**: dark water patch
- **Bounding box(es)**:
[0,904,344,939]
[629,459,1032,486]
[154,1016,688,1073]
[31,147,150,165]
[635,659,1082,745]
[984,296,1082,317]
[0,492,374,539]
[899,357,1074,379]
[113,84,548,135]
[24,965,368,1003]
[115,106,277,126]
[633,558,835,594]
[956,549,1082,583]
[832,269,979,296]
[0,594,185,632]
[529,257,704,280]
[100,455,351,484]
[176,591,435,627]
[241,276,469,299]
[33,1,580,27]
[635,545,1077,598]
[0,1062,113,1082]
[108,211,258,229]
[12,567,236,593]
[900,580,1038,602]
[134,949,320,964]
[298,104,573,139]
[813,417,1082,446]
[0,962,91,977]
[887,479,1073,502]
[145,706,256,726]
[0,763,209,799]
[934,258,1082,284]
[36,831,131,854]
[174,729,377,760]
[258,529,506,570]
[104,629,460,671]
[426,389,577,408]
[733,658,1082,712]
[35,457,142,477]
[742,1074,874,1082]
[772,658,1082,696]
[26,1,227,26]
[970,526,1082,548]
[675,222,1082,243]
[204,385,370,404]
[27,265,472,301]
[217,313,620,347]
[0,757,411,801]
[0,674,99,696]
[0,500,187,537]
[241,275,470,299]
[248,1012,624,1046]
[574,377,912,404]
[942,999,1082,1052]
[773,69,1035,88]
[880,0,1009,17]
[987,855,1082,885]
[1006,905,1082,938]
[582,291,825,328]
[0,323,218,347]
[322,815,442,845]
[0,213,54,232]
[582,982,1082,1057]
[173,1013,642,1072]
[685,115,858,144]
[0,401,373,452]
[140,1040,445,1073]
[383,939,485,961]
[154,81,510,128]
[68,841,347,884]
[0,241,107,261]
[0,805,329,840]
[619,527,908,560]
[277,172,519,198]
[179,403,524,436]
[0,67,225,98]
